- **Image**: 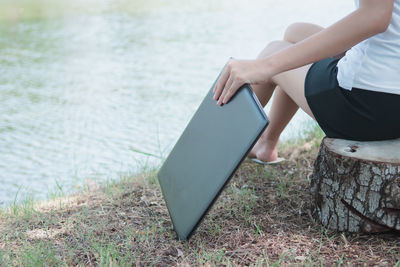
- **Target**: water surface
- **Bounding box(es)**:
[0,0,353,205]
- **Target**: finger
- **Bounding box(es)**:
[224,72,235,96]
[222,80,243,104]
[217,74,234,106]
[213,58,234,99]
[213,68,230,101]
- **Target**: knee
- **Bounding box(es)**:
[266,40,288,50]
[284,22,324,43]
[257,40,291,59]
[284,22,304,43]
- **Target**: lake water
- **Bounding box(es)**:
[0,0,353,206]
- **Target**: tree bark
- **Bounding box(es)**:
[310,138,400,233]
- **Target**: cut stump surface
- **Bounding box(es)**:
[310,138,400,233]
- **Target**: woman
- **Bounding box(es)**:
[213,0,400,164]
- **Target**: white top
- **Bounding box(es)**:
[337,0,400,94]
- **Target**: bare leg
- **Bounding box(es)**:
[250,88,299,162]
[248,48,314,161]
[248,23,323,161]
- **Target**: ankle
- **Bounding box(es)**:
[259,137,279,151]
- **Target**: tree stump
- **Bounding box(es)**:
[310,137,400,233]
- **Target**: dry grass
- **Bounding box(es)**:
[1,134,399,266]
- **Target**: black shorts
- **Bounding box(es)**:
[304,57,400,141]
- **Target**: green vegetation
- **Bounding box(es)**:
[0,0,249,22]
[1,128,399,266]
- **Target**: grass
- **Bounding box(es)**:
[1,128,400,266]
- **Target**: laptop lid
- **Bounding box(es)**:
[157,80,269,240]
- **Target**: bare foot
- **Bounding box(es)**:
[248,146,257,158]
[248,138,279,163]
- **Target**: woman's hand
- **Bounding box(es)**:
[213,58,272,106]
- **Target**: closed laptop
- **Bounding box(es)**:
[158,80,269,240]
